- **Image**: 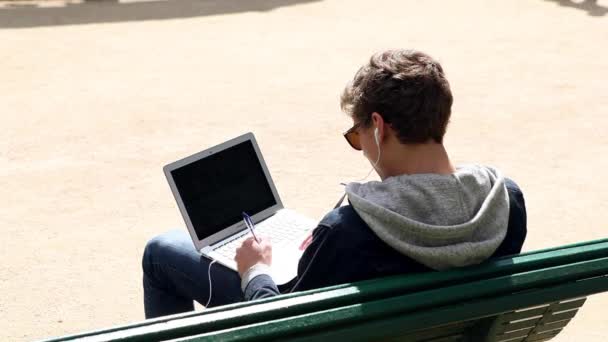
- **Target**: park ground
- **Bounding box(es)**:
[1,0,607,340]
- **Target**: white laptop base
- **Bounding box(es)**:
[203,209,316,285]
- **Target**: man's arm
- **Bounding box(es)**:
[236,224,334,301]
[235,237,277,300]
[242,273,280,300]
[492,178,527,256]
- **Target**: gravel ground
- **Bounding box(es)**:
[1,0,607,340]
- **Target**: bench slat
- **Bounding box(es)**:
[178,267,608,341]
[383,321,473,341]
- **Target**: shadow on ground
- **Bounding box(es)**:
[544,0,608,16]
[0,0,322,28]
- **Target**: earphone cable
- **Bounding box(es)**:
[205,260,218,308]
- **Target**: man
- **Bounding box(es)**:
[142,49,527,318]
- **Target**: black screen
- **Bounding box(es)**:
[171,140,277,240]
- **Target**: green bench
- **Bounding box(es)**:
[47,238,608,342]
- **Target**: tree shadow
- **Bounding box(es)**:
[544,0,608,16]
[0,0,322,29]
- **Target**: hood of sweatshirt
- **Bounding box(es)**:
[345,164,509,271]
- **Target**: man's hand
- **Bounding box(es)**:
[235,236,272,276]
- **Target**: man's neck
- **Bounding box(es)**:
[380,142,455,179]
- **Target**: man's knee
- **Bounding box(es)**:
[142,230,188,273]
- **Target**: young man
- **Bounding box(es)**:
[142,49,527,318]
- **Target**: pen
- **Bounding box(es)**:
[242,212,260,243]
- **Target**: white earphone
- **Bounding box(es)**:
[374,127,379,146]
[372,127,382,174]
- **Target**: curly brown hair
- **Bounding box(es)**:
[340,49,453,144]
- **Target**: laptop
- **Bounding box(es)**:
[163,132,317,285]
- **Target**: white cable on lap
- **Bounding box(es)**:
[205,260,218,308]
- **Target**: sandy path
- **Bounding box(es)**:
[1,0,607,340]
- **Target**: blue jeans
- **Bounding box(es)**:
[142,230,244,319]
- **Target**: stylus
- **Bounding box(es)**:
[242,212,260,243]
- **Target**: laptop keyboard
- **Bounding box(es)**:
[213,212,314,260]
[214,232,249,260]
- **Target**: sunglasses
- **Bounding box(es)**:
[343,122,362,151]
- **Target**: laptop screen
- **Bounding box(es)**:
[170,140,277,241]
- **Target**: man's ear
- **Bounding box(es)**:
[371,112,385,142]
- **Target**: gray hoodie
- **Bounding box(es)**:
[345,164,509,271]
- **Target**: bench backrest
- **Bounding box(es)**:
[46,238,608,342]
